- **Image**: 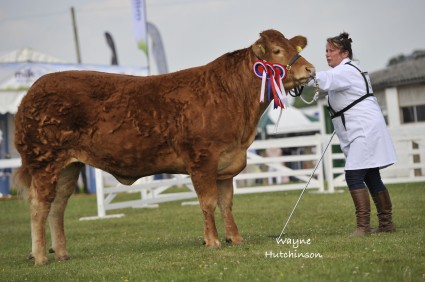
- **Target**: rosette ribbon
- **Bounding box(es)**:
[252,61,289,109]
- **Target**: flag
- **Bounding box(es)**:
[131,0,148,56]
[104,32,119,65]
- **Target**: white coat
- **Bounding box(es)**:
[312,58,397,170]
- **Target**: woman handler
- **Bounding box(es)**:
[311,32,397,236]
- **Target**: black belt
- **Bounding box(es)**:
[329,93,374,129]
[328,61,373,130]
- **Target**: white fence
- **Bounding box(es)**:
[0,158,21,170]
[323,133,425,191]
[87,133,425,219]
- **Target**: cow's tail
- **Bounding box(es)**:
[13,166,32,201]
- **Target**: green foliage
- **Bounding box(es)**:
[0,183,424,282]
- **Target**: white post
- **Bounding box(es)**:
[80,168,124,220]
[316,134,325,193]
[95,168,106,218]
[385,87,400,128]
[324,134,335,193]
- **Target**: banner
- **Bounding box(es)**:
[147,22,168,74]
[131,0,148,56]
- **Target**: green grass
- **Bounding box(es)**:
[0,183,424,282]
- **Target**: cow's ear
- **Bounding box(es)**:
[289,36,307,50]
[252,42,267,57]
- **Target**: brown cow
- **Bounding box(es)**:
[14,29,314,265]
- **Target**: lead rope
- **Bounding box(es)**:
[300,76,320,104]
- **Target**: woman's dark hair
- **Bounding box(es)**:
[327,32,353,59]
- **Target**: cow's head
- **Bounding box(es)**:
[252,29,315,90]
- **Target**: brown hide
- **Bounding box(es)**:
[14,29,314,265]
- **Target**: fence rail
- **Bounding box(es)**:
[0,158,21,170]
[323,133,425,191]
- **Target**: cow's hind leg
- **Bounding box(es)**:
[217,178,243,245]
[48,163,82,262]
[29,174,57,265]
[191,174,220,248]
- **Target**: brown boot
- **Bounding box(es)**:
[371,190,395,232]
[350,188,371,236]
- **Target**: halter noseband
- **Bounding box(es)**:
[286,47,305,97]
[286,53,301,71]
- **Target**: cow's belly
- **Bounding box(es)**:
[76,129,187,181]
[217,148,247,179]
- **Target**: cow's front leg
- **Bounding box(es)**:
[217,178,243,245]
[191,174,220,248]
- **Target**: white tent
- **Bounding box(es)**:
[265,105,320,135]
[0,48,64,63]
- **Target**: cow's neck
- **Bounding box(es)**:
[211,48,270,146]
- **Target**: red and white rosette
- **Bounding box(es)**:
[252,60,289,109]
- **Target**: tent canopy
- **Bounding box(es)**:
[260,105,320,135]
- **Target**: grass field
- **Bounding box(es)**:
[0,182,424,282]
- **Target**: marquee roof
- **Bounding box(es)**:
[0,47,64,64]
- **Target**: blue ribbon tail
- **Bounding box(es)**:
[267,79,271,102]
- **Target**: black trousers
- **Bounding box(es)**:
[345,167,386,194]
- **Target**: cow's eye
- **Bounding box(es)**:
[272,49,280,54]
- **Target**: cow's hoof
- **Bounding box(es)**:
[27,253,34,260]
[203,239,221,249]
[56,254,70,262]
[225,235,244,245]
[34,256,49,266]
[49,248,55,253]
[206,244,221,249]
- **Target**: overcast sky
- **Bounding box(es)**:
[0,0,424,74]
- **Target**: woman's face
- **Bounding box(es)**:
[326,42,349,68]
